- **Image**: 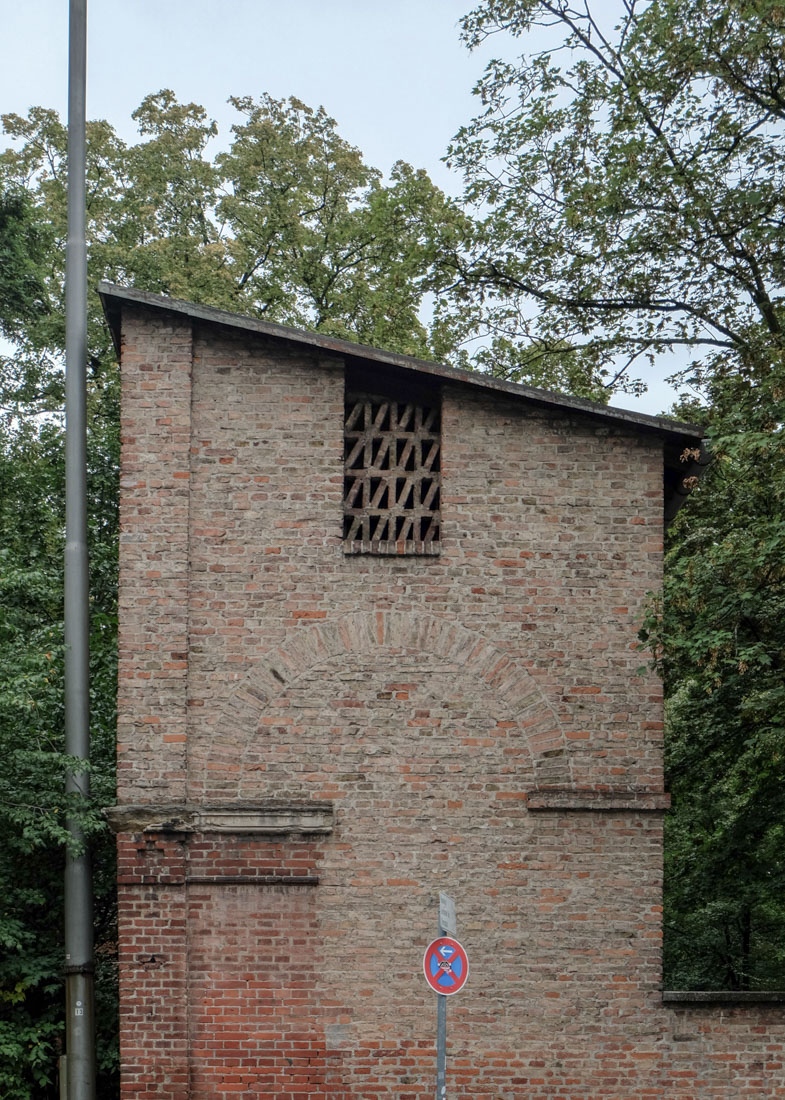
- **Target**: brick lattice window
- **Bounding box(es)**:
[343,390,441,555]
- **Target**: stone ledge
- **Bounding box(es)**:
[343,539,441,556]
[526,789,671,812]
[104,801,334,835]
[664,990,785,1006]
[187,875,319,886]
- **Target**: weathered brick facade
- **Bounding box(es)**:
[102,284,785,1099]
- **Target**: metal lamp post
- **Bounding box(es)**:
[63,1,96,1096]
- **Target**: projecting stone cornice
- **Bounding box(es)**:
[526,788,671,812]
[104,800,334,835]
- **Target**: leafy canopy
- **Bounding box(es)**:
[642,372,785,989]
[447,0,785,397]
[0,90,464,388]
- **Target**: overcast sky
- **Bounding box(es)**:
[2,1,685,415]
[3,0,482,192]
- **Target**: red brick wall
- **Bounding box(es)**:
[116,308,192,804]
[115,303,785,1098]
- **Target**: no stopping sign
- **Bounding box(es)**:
[423,936,469,996]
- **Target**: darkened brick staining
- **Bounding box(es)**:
[102,283,785,1099]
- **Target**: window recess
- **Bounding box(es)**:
[343,388,441,555]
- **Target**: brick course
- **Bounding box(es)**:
[111,297,785,1098]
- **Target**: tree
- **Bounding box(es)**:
[0,188,48,340]
[214,95,458,354]
[1,92,462,371]
[641,372,785,990]
[446,0,785,397]
[0,414,119,1097]
[449,0,785,988]
[0,90,463,1096]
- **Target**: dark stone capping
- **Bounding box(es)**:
[186,875,319,887]
[98,283,701,441]
[664,990,785,1006]
[526,789,671,813]
[104,801,334,835]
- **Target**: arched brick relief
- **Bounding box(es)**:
[212,611,569,791]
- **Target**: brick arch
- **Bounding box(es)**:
[219,611,570,788]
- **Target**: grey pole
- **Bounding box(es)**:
[436,905,448,1100]
[64,1,96,1097]
[436,992,446,1099]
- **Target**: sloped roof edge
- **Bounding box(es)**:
[98,282,702,446]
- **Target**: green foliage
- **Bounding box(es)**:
[641,370,785,989]
[214,95,456,355]
[448,0,785,396]
[0,408,119,1096]
[0,92,464,373]
[0,188,48,340]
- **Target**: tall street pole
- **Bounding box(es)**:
[436,913,447,1100]
[64,1,96,1097]
[436,892,456,1100]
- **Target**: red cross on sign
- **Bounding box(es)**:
[423,936,469,996]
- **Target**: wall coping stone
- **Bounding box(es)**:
[663,990,785,1005]
[105,801,334,835]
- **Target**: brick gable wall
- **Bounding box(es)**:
[114,303,785,1098]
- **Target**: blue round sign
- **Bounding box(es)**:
[423,936,470,996]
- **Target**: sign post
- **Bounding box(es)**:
[438,891,453,1095]
[437,981,446,1100]
[423,894,469,1100]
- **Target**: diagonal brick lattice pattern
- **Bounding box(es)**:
[343,392,440,553]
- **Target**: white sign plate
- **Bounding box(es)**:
[439,891,456,935]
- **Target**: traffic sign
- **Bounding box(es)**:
[423,936,469,996]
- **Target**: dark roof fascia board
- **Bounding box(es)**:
[98,282,702,445]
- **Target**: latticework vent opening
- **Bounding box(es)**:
[343,391,441,555]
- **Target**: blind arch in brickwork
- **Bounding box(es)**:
[216,611,569,789]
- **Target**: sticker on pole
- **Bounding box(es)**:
[423,936,469,996]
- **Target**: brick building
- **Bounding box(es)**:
[101,283,785,1099]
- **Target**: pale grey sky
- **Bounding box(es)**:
[2,1,686,414]
[2,1,481,193]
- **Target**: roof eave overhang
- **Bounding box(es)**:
[98,282,706,522]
